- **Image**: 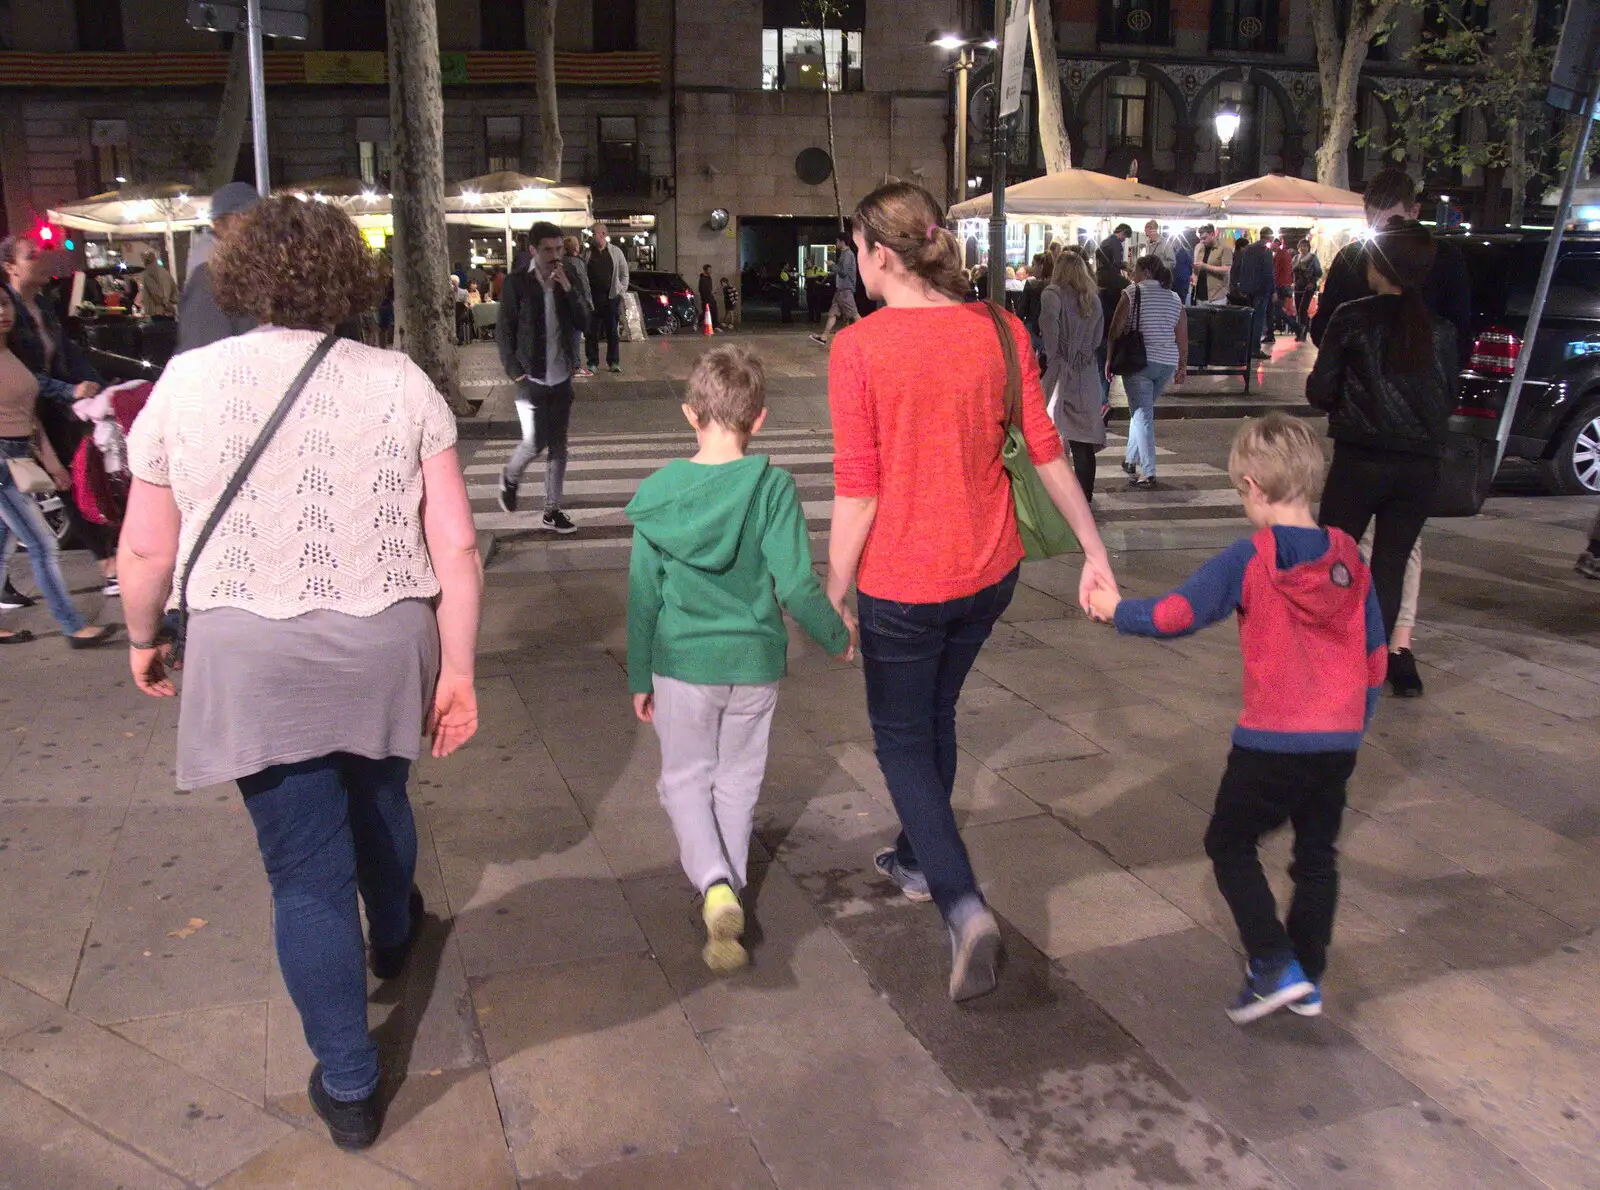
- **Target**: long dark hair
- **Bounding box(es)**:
[851,181,966,302]
[1369,220,1437,373]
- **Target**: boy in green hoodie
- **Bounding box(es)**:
[626,347,854,972]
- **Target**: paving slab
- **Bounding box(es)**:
[473,954,740,1181]
[0,1071,187,1190]
[754,789,904,921]
[0,806,126,1003]
[1471,927,1600,1053]
[971,648,1151,719]
[1343,968,1600,1190]
[113,1002,268,1106]
[829,741,1043,830]
[69,805,273,1024]
[0,975,62,1041]
[956,684,1105,770]
[1060,927,1424,1144]
[518,1138,777,1190]
[0,1009,291,1185]
[0,687,160,808]
[829,903,1287,1189]
[210,1129,419,1190]
[963,816,1194,959]
[1257,1102,1549,1190]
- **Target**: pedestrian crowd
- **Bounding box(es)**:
[1,172,1595,1162]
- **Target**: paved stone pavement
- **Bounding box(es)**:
[2,380,1599,1187]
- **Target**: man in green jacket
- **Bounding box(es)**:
[626,346,854,972]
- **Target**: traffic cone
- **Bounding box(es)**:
[701,302,715,335]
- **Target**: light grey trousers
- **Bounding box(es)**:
[651,675,779,893]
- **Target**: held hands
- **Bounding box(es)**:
[73,381,100,401]
[1086,585,1122,624]
[633,692,654,723]
[427,674,479,758]
[1077,554,1121,622]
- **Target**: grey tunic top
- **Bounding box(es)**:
[1040,285,1106,448]
[175,599,439,789]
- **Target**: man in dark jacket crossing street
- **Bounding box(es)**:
[497,221,594,534]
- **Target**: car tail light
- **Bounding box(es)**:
[1470,328,1521,376]
[655,293,668,305]
[1452,404,1498,419]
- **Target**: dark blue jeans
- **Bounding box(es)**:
[858,568,1019,920]
[238,752,417,1102]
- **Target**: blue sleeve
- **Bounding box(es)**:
[1363,582,1387,727]
[35,373,78,405]
[1114,539,1254,638]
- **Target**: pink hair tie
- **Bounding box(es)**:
[926,224,939,241]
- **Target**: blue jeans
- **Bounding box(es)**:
[1122,362,1176,480]
[238,752,417,1102]
[857,568,1019,920]
[0,438,86,634]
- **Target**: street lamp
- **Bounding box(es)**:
[1215,99,1241,186]
[927,32,998,205]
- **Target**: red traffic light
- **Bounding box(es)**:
[35,223,56,244]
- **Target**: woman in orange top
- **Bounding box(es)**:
[825,182,1117,1002]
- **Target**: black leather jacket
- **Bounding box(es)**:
[1306,294,1456,457]
[496,261,592,383]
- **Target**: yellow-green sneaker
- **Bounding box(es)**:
[702,882,747,972]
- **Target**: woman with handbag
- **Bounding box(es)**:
[116,197,483,1151]
[1107,255,1188,490]
[1040,250,1106,501]
[0,286,115,647]
[826,181,1116,1003]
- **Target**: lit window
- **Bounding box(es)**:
[1107,76,1147,149]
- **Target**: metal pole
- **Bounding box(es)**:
[954,48,971,205]
[246,0,270,195]
[988,20,1007,304]
[1494,66,1600,471]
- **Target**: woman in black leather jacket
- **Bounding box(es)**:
[1306,221,1456,678]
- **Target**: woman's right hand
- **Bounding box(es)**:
[427,674,478,758]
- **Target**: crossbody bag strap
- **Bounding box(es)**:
[175,333,337,619]
[984,300,1023,430]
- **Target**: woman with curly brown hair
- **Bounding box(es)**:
[825,181,1116,1002]
[116,196,483,1151]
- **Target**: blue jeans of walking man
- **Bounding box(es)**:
[857,568,1018,921]
[238,752,417,1102]
[1122,362,1177,481]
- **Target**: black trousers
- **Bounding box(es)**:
[585,296,620,368]
[1068,440,1097,502]
[1203,746,1357,981]
[1294,289,1314,336]
[1318,443,1439,638]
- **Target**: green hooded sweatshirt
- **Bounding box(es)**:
[625,455,849,694]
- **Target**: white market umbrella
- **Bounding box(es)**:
[949,170,1216,221]
[1189,174,1367,221]
[445,173,592,262]
[48,183,207,268]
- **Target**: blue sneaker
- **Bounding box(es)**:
[873,847,932,903]
[1226,955,1314,1025]
[1287,984,1323,1016]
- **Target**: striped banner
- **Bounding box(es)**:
[0,50,661,88]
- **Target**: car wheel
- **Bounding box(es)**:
[1536,401,1600,495]
[660,313,679,336]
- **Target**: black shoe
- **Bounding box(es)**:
[370,887,425,980]
[498,476,518,514]
[541,509,577,535]
[67,625,119,650]
[1121,459,1137,476]
[1252,350,1271,360]
[1387,648,1424,697]
[307,1063,383,1150]
[0,584,34,611]
[0,629,35,645]
[1129,475,1157,490]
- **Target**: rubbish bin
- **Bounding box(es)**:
[1207,305,1255,368]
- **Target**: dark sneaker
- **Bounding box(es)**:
[1120,459,1137,476]
[498,476,518,514]
[609,363,622,373]
[808,333,827,345]
[1576,550,1600,580]
[307,1063,383,1150]
[0,584,34,611]
[1226,955,1314,1025]
[948,906,1003,1002]
[1387,648,1424,698]
[102,578,121,597]
[1130,475,1157,490]
[541,509,577,535]
[370,886,425,980]
[873,847,932,903]
[1287,984,1323,1016]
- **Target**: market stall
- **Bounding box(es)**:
[948,170,1215,267]
[1189,173,1367,260]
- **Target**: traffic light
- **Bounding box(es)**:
[36,223,54,244]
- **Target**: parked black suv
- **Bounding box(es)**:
[1449,231,1600,501]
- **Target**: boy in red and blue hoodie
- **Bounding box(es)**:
[1089,413,1386,1024]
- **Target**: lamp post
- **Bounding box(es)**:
[928,33,999,210]
[1215,99,1240,187]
